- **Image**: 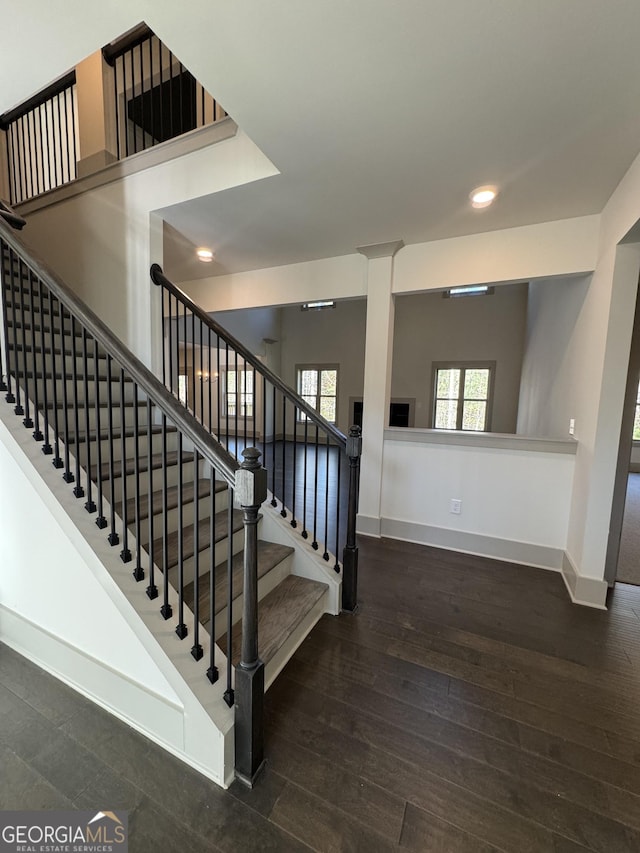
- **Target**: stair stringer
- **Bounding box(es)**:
[256,492,342,615]
[0,403,237,788]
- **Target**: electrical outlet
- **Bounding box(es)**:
[450,498,462,515]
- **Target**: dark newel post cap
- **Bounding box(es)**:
[347,425,362,459]
[241,447,262,470]
[150,263,164,285]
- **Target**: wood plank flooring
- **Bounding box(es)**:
[4,536,640,851]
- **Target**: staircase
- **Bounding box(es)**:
[0,209,359,787]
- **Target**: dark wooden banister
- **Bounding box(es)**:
[150,263,348,450]
[0,71,77,130]
[0,200,26,231]
[0,220,238,486]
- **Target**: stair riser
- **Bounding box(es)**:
[46,403,151,433]
[61,429,179,473]
[167,527,245,586]
[11,375,137,406]
[96,458,200,505]
[137,488,230,547]
[7,348,107,376]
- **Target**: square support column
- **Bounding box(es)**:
[356,240,403,536]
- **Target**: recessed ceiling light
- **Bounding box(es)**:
[469,186,498,209]
[196,248,214,262]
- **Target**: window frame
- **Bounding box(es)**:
[430,360,495,432]
[221,366,255,419]
[296,363,339,424]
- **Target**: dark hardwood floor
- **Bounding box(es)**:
[4,536,640,851]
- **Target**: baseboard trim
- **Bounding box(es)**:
[561,553,608,609]
[357,514,382,537]
[378,516,564,571]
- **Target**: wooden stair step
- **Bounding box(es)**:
[120,477,226,523]
[183,540,295,626]
[66,424,175,446]
[90,449,193,482]
[222,575,328,666]
[153,508,244,570]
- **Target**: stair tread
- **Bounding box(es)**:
[184,541,295,624]
[153,508,244,570]
[124,477,227,525]
[223,574,328,666]
[66,424,176,445]
[90,449,194,482]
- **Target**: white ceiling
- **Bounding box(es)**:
[5,1,640,278]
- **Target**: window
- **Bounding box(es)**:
[223,369,254,417]
[432,363,494,431]
[297,366,338,423]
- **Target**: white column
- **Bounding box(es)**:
[357,240,404,536]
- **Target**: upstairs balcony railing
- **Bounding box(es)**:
[102,23,226,161]
[0,23,227,206]
[1,72,78,205]
[151,264,362,613]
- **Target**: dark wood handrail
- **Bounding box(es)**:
[0,200,26,231]
[0,71,76,130]
[102,22,154,66]
[150,264,348,450]
[0,219,238,485]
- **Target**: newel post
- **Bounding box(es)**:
[234,447,267,787]
[342,425,362,612]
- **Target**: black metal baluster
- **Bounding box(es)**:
[82,329,96,512]
[200,321,204,424]
[120,368,131,562]
[71,316,84,497]
[17,258,32,427]
[251,366,257,448]
[139,42,146,151]
[208,328,212,432]
[280,395,286,518]
[301,418,308,539]
[291,404,298,529]
[61,87,70,185]
[34,106,43,196]
[334,450,342,572]
[216,336,221,439]
[243,357,248,452]
[323,435,330,561]
[223,489,235,707]
[133,381,144,581]
[22,114,32,201]
[191,307,196,414]
[225,341,229,446]
[49,290,63,468]
[176,432,187,639]
[43,99,52,193]
[167,291,173,393]
[312,423,319,550]
[106,355,119,544]
[59,299,73,482]
[146,398,158,599]
[37,276,51,452]
[160,415,172,620]
[262,374,266,467]
[234,349,238,453]
[191,449,203,660]
[7,249,22,413]
[158,38,164,144]
[94,340,107,528]
[270,384,277,506]
[168,50,175,140]
[0,241,15,402]
[207,469,218,683]
[178,62,185,135]
[8,125,18,204]
[123,50,130,158]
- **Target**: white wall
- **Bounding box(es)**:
[380,435,575,568]
[211,305,281,355]
[517,275,592,438]
[20,128,278,368]
[392,284,528,433]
